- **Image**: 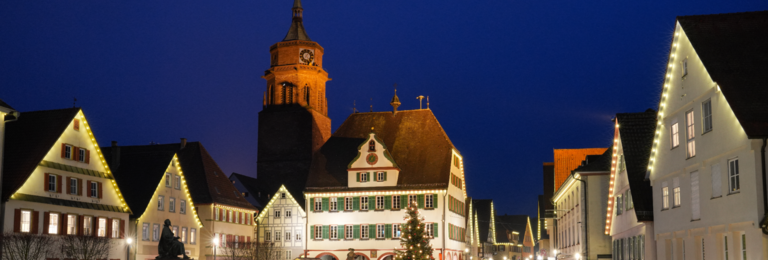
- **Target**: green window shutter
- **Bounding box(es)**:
[338,197,344,210]
[385,224,392,238]
[366,172,371,182]
[384,172,387,181]
[385,196,392,209]
[339,225,345,238]
[322,198,329,211]
[353,197,360,210]
[354,225,360,239]
[368,196,375,209]
[401,195,407,208]
[310,226,314,239]
[356,173,360,182]
[433,223,439,237]
[369,224,376,237]
[418,194,425,208]
[323,225,329,239]
[433,194,439,208]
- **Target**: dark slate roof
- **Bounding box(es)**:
[677,10,768,138]
[105,142,254,210]
[615,109,657,221]
[474,199,493,243]
[230,172,300,210]
[283,0,311,41]
[2,108,80,202]
[572,147,613,173]
[101,145,177,218]
[306,109,457,191]
[0,98,14,110]
[495,215,529,243]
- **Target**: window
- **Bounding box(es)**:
[90,182,98,197]
[70,178,78,195]
[83,216,92,236]
[662,184,669,209]
[408,195,417,207]
[361,225,370,239]
[702,100,713,133]
[673,177,681,207]
[393,224,401,238]
[686,110,696,158]
[376,224,385,239]
[740,234,747,260]
[314,198,322,211]
[142,223,150,241]
[691,171,701,220]
[20,210,31,232]
[330,197,338,211]
[729,159,740,193]
[48,213,59,234]
[425,194,434,208]
[314,226,322,239]
[392,196,401,209]
[181,227,188,243]
[67,215,77,235]
[65,145,72,159]
[274,210,281,218]
[174,175,181,190]
[111,219,119,238]
[616,195,623,215]
[343,225,353,239]
[285,231,291,241]
[377,172,386,182]
[296,231,302,241]
[345,197,354,211]
[165,173,171,187]
[228,210,233,222]
[169,197,176,213]
[48,174,57,192]
[78,148,86,162]
[361,197,369,210]
[265,231,272,241]
[671,122,680,148]
[369,140,376,151]
[376,196,385,210]
[359,172,369,182]
[281,192,286,198]
[682,58,688,77]
[276,251,282,260]
[158,196,164,211]
[153,224,160,241]
[180,200,186,214]
[286,210,292,218]
[426,223,434,237]
[330,225,338,239]
[172,226,178,237]
[97,218,106,237]
[724,236,729,260]
[190,228,197,244]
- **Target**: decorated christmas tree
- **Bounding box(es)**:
[395,201,434,260]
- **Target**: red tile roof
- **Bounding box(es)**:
[552,148,607,193]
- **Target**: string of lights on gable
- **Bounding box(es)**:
[454,150,468,199]
[256,185,306,222]
[80,112,131,213]
[490,202,497,245]
[604,121,621,235]
[173,155,204,228]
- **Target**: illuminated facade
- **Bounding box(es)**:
[475,200,495,260]
[254,185,307,260]
[1,108,131,259]
[494,215,535,260]
[647,11,768,260]
[305,109,468,260]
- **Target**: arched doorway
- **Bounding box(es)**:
[318,253,339,260]
[379,253,395,260]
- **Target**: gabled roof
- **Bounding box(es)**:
[0,98,14,111]
[553,148,607,192]
[2,108,81,201]
[616,109,656,221]
[104,142,254,210]
[230,172,305,210]
[306,109,457,191]
[254,184,306,223]
[494,215,529,243]
[474,199,493,244]
[572,148,613,173]
[101,146,177,218]
[677,10,768,138]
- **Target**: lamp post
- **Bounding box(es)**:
[213,237,220,260]
[126,237,132,260]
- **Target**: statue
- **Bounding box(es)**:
[346,248,356,260]
[156,219,191,260]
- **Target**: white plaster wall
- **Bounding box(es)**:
[258,191,307,260]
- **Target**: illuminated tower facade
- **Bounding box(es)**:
[257,0,331,195]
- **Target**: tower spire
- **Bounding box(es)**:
[283,0,312,41]
[390,84,401,113]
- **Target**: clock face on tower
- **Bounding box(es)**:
[366,153,378,165]
[299,49,315,64]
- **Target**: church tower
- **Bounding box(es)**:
[257,0,331,191]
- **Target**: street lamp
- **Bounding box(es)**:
[126,237,132,260]
[213,237,220,260]
[575,254,581,260]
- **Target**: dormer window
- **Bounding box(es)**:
[368,140,376,152]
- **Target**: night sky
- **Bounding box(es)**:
[2,0,767,219]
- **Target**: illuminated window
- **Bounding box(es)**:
[111,219,119,238]
[20,210,31,233]
[686,110,696,158]
[661,183,669,209]
[408,195,417,207]
[172,226,178,237]
[158,196,164,211]
[97,218,107,237]
[393,224,401,238]
[330,197,338,211]
[671,122,680,148]
[67,215,77,235]
[83,216,93,236]
[169,197,175,213]
[425,223,434,237]
[165,173,171,187]
[190,228,196,244]
[48,213,59,234]
[181,227,188,243]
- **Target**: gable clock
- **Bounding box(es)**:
[299,48,314,65]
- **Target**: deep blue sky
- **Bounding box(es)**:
[2,0,767,219]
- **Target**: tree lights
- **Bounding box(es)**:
[394,201,433,260]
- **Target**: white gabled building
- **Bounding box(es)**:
[304,109,468,260]
[1,108,131,259]
[605,110,657,260]
[646,10,768,260]
[253,184,307,260]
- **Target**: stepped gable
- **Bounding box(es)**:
[2,108,81,202]
[677,10,768,137]
[306,109,457,191]
[102,145,177,218]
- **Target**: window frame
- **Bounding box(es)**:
[426,223,434,238]
[361,224,369,239]
[728,158,740,194]
[174,175,181,190]
[408,195,417,208]
[425,194,434,208]
[330,225,338,240]
[153,223,160,241]
[702,99,713,133]
[67,215,77,235]
[393,224,401,238]
[285,210,292,218]
[686,110,696,158]
[392,196,401,209]
[97,217,107,237]
[190,228,196,244]
[314,198,322,212]
[329,197,338,211]
[345,225,354,239]
[345,197,354,211]
[671,122,680,148]
[47,212,59,235]
[169,197,176,213]
[662,185,669,210]
[48,174,57,192]
[377,172,385,182]
[64,145,73,160]
[285,231,291,241]
[296,231,302,241]
[376,224,385,239]
[180,200,186,214]
[70,178,78,195]
[165,173,171,187]
[82,216,93,236]
[90,182,98,198]
[274,210,281,218]
[361,196,369,210]
[314,225,323,240]
[111,219,119,238]
[158,195,165,211]
[376,196,385,210]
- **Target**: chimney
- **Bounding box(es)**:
[180,138,187,149]
[111,141,120,170]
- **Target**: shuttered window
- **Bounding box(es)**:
[712,164,722,198]
[691,171,700,220]
[392,196,401,209]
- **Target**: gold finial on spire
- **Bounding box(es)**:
[417,95,425,109]
[390,83,401,114]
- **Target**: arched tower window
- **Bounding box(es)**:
[268,85,273,104]
[368,140,376,151]
[304,85,311,105]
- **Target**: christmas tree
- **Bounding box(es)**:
[395,201,434,260]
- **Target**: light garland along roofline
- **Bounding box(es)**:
[213,203,259,213]
[256,185,306,222]
[304,189,447,198]
[474,211,480,245]
[490,202,496,244]
[605,122,621,235]
[136,154,204,228]
[468,200,474,244]
[454,149,468,199]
